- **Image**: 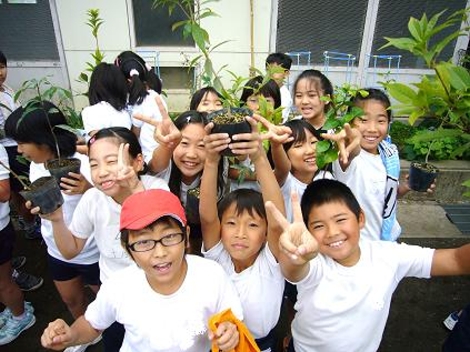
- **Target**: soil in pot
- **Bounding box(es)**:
[208,107,252,157]
[408,161,439,192]
[46,157,81,189]
[20,176,64,214]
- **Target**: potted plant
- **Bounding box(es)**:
[381,9,470,194]
[408,139,439,192]
[0,158,63,214]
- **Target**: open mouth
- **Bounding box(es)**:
[153,262,171,273]
[328,240,345,248]
[100,180,115,190]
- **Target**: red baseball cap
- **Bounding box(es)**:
[120,189,187,231]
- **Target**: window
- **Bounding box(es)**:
[132,0,194,47]
[160,66,194,90]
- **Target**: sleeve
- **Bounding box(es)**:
[82,105,104,135]
[394,242,435,280]
[84,278,118,330]
[0,146,9,181]
[68,191,95,239]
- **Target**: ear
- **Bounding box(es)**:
[358,209,366,229]
[132,153,145,172]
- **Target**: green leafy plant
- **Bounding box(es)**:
[314,84,367,169]
[381,9,470,194]
[77,8,105,86]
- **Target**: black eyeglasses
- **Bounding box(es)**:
[127,233,185,252]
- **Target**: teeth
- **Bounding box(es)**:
[328,240,344,248]
[155,263,171,270]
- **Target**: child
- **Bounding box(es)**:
[328,88,413,241]
[0,50,41,241]
[200,116,287,351]
[266,52,293,122]
[136,110,226,255]
[189,86,223,113]
[266,178,470,352]
[81,63,131,137]
[229,75,282,192]
[4,101,103,350]
[41,188,243,352]
[292,69,334,130]
[0,144,35,345]
[35,127,168,352]
[116,51,168,164]
[270,119,333,222]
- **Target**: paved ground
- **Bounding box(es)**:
[3,200,470,352]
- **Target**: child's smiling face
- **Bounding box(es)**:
[220,203,267,273]
[353,99,390,154]
[286,128,319,181]
[127,219,188,295]
[307,200,364,267]
[197,91,223,113]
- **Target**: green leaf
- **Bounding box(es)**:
[408,17,422,41]
[386,83,417,104]
[316,140,331,153]
[441,64,470,91]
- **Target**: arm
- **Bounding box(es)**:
[431,243,470,276]
[265,192,319,282]
[0,179,10,203]
[41,316,101,351]
[230,116,286,260]
[200,124,231,250]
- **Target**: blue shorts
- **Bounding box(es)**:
[0,222,16,265]
[47,254,100,285]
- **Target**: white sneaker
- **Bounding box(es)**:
[443,311,460,331]
[64,334,102,352]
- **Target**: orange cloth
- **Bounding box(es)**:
[208,308,260,352]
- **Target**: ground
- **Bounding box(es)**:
[4,233,470,351]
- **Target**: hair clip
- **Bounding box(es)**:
[186,116,191,123]
[89,135,97,145]
[129,69,139,77]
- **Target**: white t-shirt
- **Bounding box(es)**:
[85,255,243,352]
[69,175,168,282]
[280,85,293,123]
[229,157,261,192]
[30,153,99,265]
[81,102,132,136]
[157,165,200,207]
[291,240,434,352]
[0,85,18,147]
[130,90,167,163]
[202,241,285,340]
[332,149,401,241]
[0,145,11,230]
[281,171,334,223]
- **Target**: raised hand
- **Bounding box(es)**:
[133,94,181,149]
[266,192,318,265]
[116,143,140,192]
[321,123,361,165]
[41,319,73,350]
[253,113,293,145]
[203,123,231,164]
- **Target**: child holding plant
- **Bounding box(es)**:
[5,101,102,351]
[41,188,243,352]
[200,116,289,351]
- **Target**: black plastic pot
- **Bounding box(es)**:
[46,157,81,189]
[208,107,252,156]
[186,188,200,225]
[408,161,439,192]
[20,176,64,214]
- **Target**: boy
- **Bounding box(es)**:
[266,52,293,122]
[328,88,418,241]
[266,179,470,352]
[41,189,243,352]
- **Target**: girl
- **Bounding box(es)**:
[200,117,287,351]
[270,119,333,222]
[41,189,243,352]
[33,127,168,352]
[136,109,226,255]
[293,69,334,130]
[189,86,223,113]
[4,101,101,351]
[81,63,131,138]
[116,51,168,164]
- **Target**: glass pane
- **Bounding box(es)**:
[160,66,194,90]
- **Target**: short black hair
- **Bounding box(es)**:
[282,119,322,152]
[301,179,362,226]
[239,76,282,109]
[0,51,7,66]
[351,88,392,121]
[266,53,292,70]
[218,188,266,222]
[189,87,222,110]
[5,101,77,158]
